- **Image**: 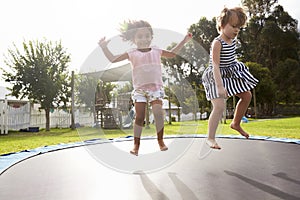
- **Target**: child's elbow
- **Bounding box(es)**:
[164,51,177,58]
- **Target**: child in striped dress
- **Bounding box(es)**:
[202,7,259,149]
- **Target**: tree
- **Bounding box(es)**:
[274,58,300,104]
[1,39,71,131]
[76,74,99,123]
[76,75,117,123]
[115,82,133,95]
[239,0,300,108]
[161,1,300,116]
[242,0,278,18]
[245,62,276,115]
[189,17,218,53]
[161,24,211,114]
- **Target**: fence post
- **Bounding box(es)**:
[0,99,8,134]
[4,99,7,134]
[0,100,3,134]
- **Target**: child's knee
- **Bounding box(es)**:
[152,103,163,114]
[247,91,252,99]
[135,116,144,126]
[240,91,252,100]
[217,105,226,114]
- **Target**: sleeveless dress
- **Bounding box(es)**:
[202,37,259,101]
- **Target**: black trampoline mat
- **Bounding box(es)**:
[0,138,299,200]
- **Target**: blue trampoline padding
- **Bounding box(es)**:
[1,134,299,174]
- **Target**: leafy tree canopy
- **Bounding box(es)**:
[1,39,71,130]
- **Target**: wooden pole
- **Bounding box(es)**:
[4,98,8,134]
[223,99,227,124]
[253,88,257,119]
[145,99,150,129]
[168,78,172,124]
[71,71,75,130]
[0,100,3,134]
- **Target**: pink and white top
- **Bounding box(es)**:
[127,47,163,91]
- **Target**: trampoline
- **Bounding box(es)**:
[0,135,300,200]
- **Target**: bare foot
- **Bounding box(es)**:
[130,149,138,156]
[230,123,249,139]
[206,138,221,150]
[158,139,168,151]
[130,145,139,156]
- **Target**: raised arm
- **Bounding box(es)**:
[161,33,192,58]
[98,37,128,63]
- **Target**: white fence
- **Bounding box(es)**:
[8,101,31,131]
[0,99,94,134]
[0,99,31,134]
[30,109,71,129]
[30,109,94,129]
[0,99,208,134]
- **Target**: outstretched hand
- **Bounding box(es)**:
[183,32,193,43]
[98,37,110,49]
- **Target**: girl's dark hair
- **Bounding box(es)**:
[119,20,153,42]
[216,7,247,32]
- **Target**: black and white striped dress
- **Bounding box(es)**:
[202,37,259,101]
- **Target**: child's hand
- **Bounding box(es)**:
[183,33,193,43]
[98,37,110,49]
[218,86,228,99]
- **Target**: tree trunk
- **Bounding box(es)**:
[45,108,50,131]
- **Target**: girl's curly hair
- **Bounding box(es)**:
[119,20,153,43]
[216,7,248,33]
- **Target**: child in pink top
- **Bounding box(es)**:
[99,20,191,156]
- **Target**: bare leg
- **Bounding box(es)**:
[230,91,252,138]
[207,98,226,149]
[130,137,140,156]
[130,102,146,156]
[152,100,168,151]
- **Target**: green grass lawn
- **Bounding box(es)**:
[0,117,299,155]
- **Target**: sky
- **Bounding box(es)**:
[0,0,299,86]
